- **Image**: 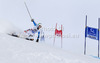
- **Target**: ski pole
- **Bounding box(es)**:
[24,2,32,19]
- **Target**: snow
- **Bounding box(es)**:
[0,20,21,34]
[0,22,99,63]
[0,33,100,63]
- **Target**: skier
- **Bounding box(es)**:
[24,19,42,42]
[31,19,42,42]
[11,19,43,42]
[10,2,44,42]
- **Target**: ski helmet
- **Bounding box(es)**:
[37,23,42,29]
[38,23,42,26]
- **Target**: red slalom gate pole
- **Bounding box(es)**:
[61,25,63,48]
[54,23,57,46]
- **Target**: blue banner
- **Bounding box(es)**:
[85,26,99,40]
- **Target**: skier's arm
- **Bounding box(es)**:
[36,31,40,42]
[31,19,37,26]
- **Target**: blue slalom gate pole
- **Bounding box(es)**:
[98,18,100,57]
[84,15,87,55]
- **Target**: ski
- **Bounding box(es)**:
[8,33,34,41]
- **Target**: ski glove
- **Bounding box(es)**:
[31,19,34,22]
[36,39,39,42]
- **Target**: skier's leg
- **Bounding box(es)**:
[26,30,34,41]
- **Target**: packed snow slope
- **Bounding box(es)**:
[0,33,100,63]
